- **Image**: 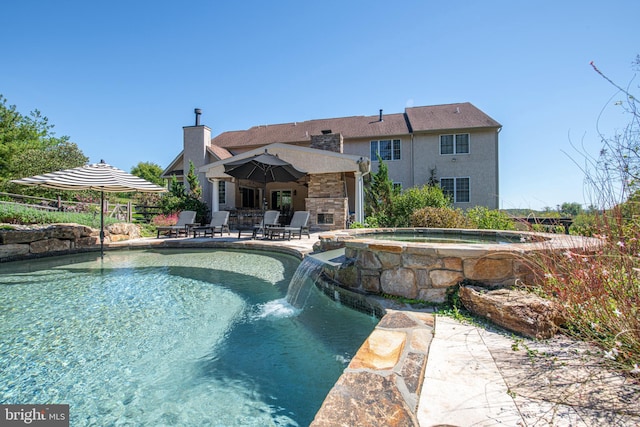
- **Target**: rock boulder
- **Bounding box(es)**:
[459,285,566,339]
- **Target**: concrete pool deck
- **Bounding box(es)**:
[110,233,640,426]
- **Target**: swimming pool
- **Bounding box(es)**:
[0,249,377,426]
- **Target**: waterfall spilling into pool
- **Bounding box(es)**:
[286,256,324,308]
[257,255,324,318]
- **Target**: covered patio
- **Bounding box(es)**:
[199,142,370,231]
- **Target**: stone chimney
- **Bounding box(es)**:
[310,133,343,153]
[306,132,347,231]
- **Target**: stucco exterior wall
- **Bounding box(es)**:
[342,130,499,209]
[183,125,213,209]
[412,129,499,209]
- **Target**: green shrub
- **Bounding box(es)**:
[159,176,209,224]
[390,185,451,227]
[465,206,516,230]
[409,207,468,228]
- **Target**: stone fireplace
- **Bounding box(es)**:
[306,133,349,231]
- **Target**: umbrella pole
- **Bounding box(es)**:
[100,190,104,259]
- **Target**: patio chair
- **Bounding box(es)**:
[156,210,197,238]
[282,211,310,240]
[192,211,230,237]
[250,210,280,239]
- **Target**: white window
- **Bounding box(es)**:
[440,134,470,155]
[440,177,470,203]
[370,139,401,161]
[218,181,226,204]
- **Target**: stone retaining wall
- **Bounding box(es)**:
[318,228,600,303]
[0,223,141,262]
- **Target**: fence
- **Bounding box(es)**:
[0,192,132,222]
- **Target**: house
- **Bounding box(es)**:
[162,102,501,230]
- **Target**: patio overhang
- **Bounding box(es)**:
[198,142,370,179]
[199,142,371,225]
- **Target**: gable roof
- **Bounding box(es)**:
[210,102,500,149]
[405,102,501,132]
[211,112,410,149]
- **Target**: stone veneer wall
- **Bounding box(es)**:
[310,133,343,153]
[341,240,532,303]
[305,133,348,231]
[316,228,598,303]
[305,172,348,231]
[0,223,140,262]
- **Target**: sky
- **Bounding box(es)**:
[1,0,638,211]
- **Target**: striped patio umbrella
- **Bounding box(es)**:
[11,160,166,257]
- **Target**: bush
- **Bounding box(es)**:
[410,207,468,228]
[529,209,640,373]
[158,177,209,224]
[151,213,179,226]
[391,185,451,227]
[465,206,515,230]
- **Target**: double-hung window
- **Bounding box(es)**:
[371,139,401,161]
[440,177,470,203]
[440,134,470,155]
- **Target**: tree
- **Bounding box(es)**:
[364,157,398,226]
[560,202,583,217]
[0,94,70,180]
[2,141,89,198]
[186,161,202,198]
[131,162,165,186]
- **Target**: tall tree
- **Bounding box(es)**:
[364,156,398,226]
[0,95,70,178]
[0,95,88,198]
[186,161,202,198]
[131,161,165,186]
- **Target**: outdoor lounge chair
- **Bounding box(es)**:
[192,211,230,237]
[282,211,310,239]
[156,210,197,238]
[248,210,280,239]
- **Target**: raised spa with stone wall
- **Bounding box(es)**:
[317,228,600,303]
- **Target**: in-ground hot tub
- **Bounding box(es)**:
[318,228,601,302]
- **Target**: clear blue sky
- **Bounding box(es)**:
[1,1,638,210]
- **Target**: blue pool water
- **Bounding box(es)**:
[0,249,377,426]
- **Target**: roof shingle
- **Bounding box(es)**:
[210,102,500,149]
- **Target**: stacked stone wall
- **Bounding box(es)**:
[346,242,528,303]
[310,133,343,153]
[0,223,140,262]
[306,172,348,231]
